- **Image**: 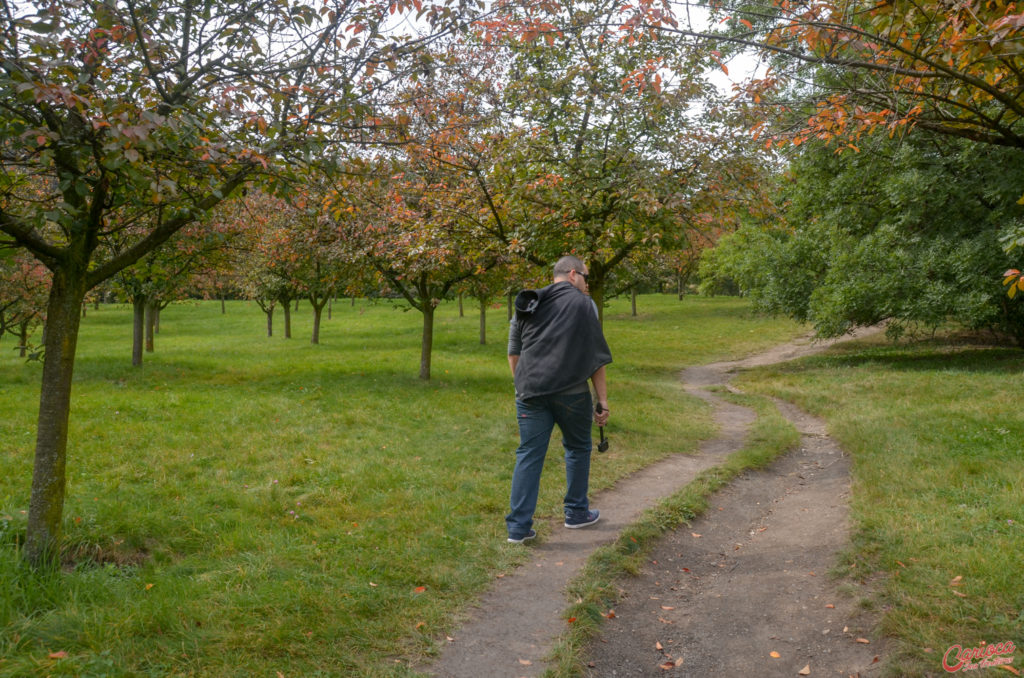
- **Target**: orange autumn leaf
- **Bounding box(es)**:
[49,651,68,659]
[414,586,426,594]
[770,651,780,658]
[856,638,871,644]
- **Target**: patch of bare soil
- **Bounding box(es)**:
[424,330,885,678]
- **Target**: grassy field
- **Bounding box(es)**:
[0,294,806,677]
[735,333,1024,677]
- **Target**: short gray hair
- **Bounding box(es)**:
[553,255,585,279]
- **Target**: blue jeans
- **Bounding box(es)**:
[506,391,593,537]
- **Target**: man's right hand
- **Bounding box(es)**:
[594,401,609,426]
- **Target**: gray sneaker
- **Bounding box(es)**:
[564,509,600,529]
[507,529,537,544]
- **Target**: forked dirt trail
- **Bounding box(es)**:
[425,330,885,678]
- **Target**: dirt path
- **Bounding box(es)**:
[424,330,884,678]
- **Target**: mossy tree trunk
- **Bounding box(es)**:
[25,266,88,564]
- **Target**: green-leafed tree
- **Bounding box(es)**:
[700,132,1024,343]
[481,0,766,320]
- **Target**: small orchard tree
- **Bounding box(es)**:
[0,251,50,357]
[481,0,764,321]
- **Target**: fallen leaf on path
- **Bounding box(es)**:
[518,659,532,666]
[856,638,871,644]
[658,617,674,624]
[601,610,616,619]
[661,606,674,610]
[770,651,780,658]
[656,641,664,651]
[825,604,834,608]
[950,575,963,586]
[799,665,811,676]
[691,533,701,538]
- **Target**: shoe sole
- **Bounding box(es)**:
[507,531,536,544]
[564,515,600,529]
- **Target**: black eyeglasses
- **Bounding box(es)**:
[573,270,589,282]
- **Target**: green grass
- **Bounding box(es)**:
[0,295,805,677]
[734,334,1024,677]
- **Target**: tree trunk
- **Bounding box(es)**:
[221,296,226,314]
[283,299,292,339]
[18,319,30,358]
[328,297,332,320]
[631,286,638,316]
[479,297,487,345]
[458,292,464,318]
[507,292,514,321]
[310,294,330,345]
[24,268,88,565]
[419,302,434,380]
[145,301,156,353]
[257,300,275,337]
[132,296,146,367]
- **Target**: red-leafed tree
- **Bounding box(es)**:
[0,251,50,357]
[331,156,504,379]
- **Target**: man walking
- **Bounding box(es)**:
[505,255,612,543]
